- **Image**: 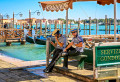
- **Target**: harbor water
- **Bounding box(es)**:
[0,24,120,61]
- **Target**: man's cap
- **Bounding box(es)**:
[52,29,60,36]
[71,29,77,33]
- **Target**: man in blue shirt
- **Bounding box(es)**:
[43,29,66,73]
[64,29,84,56]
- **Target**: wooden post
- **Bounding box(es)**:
[20,23,22,29]
[29,10,31,29]
[55,21,57,29]
[61,21,63,35]
[84,20,85,35]
[2,15,3,28]
[59,22,60,29]
[45,21,47,37]
[89,17,91,35]
[23,23,25,29]
[49,21,51,34]
[40,20,42,36]
[46,38,50,67]
[96,19,98,35]
[16,23,17,29]
[114,0,117,42]
[26,23,27,29]
[70,21,71,32]
[105,15,107,34]
[9,23,10,29]
[36,22,37,35]
[66,10,68,43]
[78,18,80,35]
[109,18,111,34]
[13,12,14,29]
[85,24,87,35]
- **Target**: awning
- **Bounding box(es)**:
[38,0,73,12]
[97,0,120,6]
[70,0,120,5]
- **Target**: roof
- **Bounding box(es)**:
[0,19,9,20]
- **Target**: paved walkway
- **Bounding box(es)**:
[0,59,83,82]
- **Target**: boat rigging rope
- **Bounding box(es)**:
[95,4,98,19]
[39,4,44,19]
[79,4,89,18]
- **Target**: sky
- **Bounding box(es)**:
[0,0,120,20]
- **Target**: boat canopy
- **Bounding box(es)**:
[38,0,73,12]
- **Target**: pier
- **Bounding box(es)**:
[0,28,25,46]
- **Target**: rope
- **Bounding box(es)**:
[95,4,98,19]
[79,4,89,18]
[39,4,44,18]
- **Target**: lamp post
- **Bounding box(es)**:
[29,10,40,29]
[13,12,23,29]
[1,14,9,28]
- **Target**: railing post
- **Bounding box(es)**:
[46,38,50,67]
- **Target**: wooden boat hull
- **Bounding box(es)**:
[26,35,34,43]
[35,38,46,45]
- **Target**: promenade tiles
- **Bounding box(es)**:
[0,59,83,82]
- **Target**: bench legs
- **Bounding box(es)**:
[78,58,85,70]
[55,56,86,70]
[63,56,68,68]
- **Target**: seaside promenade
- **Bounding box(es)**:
[0,59,82,82]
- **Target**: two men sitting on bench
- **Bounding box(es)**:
[43,29,84,73]
[64,29,84,56]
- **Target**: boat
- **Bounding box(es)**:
[71,21,75,25]
[26,35,34,43]
[26,34,53,45]
[98,22,105,25]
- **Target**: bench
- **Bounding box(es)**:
[56,53,87,70]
